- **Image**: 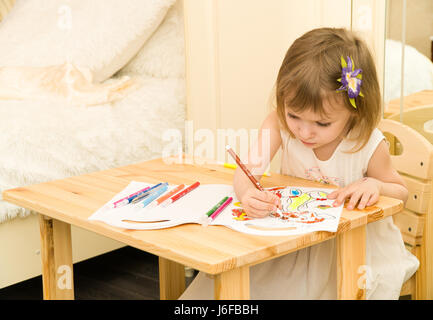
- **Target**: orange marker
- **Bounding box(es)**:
[144,184,185,210]
[161,181,200,207]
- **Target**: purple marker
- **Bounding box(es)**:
[112,186,150,208]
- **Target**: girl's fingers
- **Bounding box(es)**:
[329,189,344,206]
[244,205,270,218]
[347,190,363,210]
[242,190,281,218]
[366,193,379,206]
[252,190,280,206]
[249,197,277,212]
[333,189,351,207]
[327,190,338,199]
[357,192,372,210]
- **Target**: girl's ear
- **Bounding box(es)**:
[345,114,357,135]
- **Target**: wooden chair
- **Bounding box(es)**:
[378,117,433,299]
[386,105,433,145]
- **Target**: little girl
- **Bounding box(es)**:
[180,27,419,300]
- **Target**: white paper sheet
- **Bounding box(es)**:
[89,181,343,236]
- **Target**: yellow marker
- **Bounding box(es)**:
[222,163,271,177]
[223,163,237,169]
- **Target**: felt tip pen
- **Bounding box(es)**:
[161,181,200,207]
[125,183,164,206]
[113,186,151,208]
[199,196,228,225]
[204,197,233,227]
[130,182,168,205]
[144,184,185,210]
[225,145,264,191]
[226,145,281,215]
[135,184,168,209]
[205,196,229,217]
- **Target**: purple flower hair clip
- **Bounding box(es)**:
[336,56,364,108]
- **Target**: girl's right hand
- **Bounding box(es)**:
[240,188,281,218]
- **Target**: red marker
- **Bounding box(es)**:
[143,184,185,210]
[161,181,200,207]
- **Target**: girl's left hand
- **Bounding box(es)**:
[327,177,382,210]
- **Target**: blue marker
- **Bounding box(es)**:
[135,183,168,208]
[129,182,168,204]
[115,182,165,208]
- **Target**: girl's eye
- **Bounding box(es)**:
[287,113,298,119]
[317,122,331,127]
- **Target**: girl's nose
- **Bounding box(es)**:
[298,122,314,139]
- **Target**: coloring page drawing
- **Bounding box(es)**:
[89,182,343,236]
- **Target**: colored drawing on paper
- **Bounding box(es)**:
[317,204,332,209]
[270,211,325,224]
[232,187,339,233]
[272,188,335,224]
[91,182,343,236]
[232,208,250,221]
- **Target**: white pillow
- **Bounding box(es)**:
[118,1,185,79]
[0,0,176,82]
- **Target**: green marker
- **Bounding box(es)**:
[205,196,229,217]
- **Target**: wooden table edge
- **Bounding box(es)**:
[3,189,403,276]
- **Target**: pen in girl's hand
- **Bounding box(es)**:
[225,145,264,191]
[225,145,282,215]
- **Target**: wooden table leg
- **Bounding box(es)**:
[38,214,74,300]
[159,257,185,299]
[336,225,366,300]
[214,266,250,300]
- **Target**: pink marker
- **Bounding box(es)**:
[204,197,233,226]
[112,187,150,208]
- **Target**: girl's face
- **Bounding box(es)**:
[285,97,352,151]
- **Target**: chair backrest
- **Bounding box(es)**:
[379,119,433,181]
[382,108,433,300]
[387,105,433,146]
[379,119,433,216]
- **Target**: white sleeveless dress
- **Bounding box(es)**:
[180,128,419,300]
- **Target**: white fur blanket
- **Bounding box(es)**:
[0,75,185,223]
[0,63,137,106]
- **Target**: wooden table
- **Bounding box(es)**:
[2,157,404,300]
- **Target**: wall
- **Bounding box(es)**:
[183,0,385,170]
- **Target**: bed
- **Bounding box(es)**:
[0,0,186,288]
[384,39,433,107]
